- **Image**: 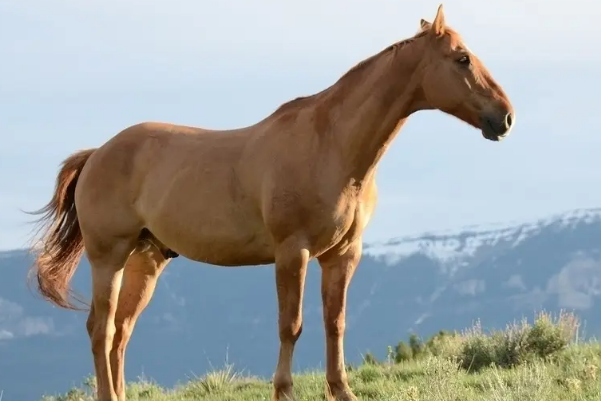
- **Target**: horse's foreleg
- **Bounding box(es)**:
[318,240,361,401]
[86,239,134,401]
[271,240,310,401]
[110,247,170,401]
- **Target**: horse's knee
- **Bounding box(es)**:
[90,323,115,356]
[324,318,345,338]
[279,318,303,344]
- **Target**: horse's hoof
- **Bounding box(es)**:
[326,383,358,401]
[272,385,296,401]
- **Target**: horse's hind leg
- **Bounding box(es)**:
[110,246,170,401]
[86,238,135,401]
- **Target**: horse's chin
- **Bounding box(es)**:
[481,129,507,142]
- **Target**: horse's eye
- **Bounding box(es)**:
[456,55,471,66]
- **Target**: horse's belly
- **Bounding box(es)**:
[185,231,276,266]
[145,209,276,266]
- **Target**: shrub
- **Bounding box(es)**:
[458,310,580,372]
[526,310,579,359]
[183,363,240,396]
[409,334,426,359]
[425,330,464,360]
[459,322,498,372]
[390,330,464,364]
[362,352,380,366]
[395,341,413,363]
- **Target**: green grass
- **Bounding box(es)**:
[41,311,601,401]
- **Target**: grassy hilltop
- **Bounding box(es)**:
[41,311,601,401]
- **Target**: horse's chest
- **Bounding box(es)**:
[264,184,369,254]
[302,200,363,253]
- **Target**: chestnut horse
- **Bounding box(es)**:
[28,5,514,401]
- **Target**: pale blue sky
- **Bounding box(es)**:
[1,0,600,251]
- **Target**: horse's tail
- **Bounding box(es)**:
[26,148,96,310]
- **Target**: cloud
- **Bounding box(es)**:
[0,297,24,320]
[0,297,56,340]
[150,312,184,333]
[0,330,14,340]
[17,317,55,337]
[504,274,527,292]
[546,256,601,310]
[454,279,486,296]
[414,313,431,326]
[509,287,548,311]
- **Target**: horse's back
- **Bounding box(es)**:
[85,121,248,182]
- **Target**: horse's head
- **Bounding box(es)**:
[416,5,515,141]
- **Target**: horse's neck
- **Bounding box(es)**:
[326,43,422,187]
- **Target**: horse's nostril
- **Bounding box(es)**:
[505,113,513,128]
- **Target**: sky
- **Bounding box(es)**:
[1,0,601,251]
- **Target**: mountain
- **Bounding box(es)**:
[1,207,600,400]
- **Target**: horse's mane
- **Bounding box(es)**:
[270,28,435,116]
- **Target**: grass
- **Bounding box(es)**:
[41,311,601,401]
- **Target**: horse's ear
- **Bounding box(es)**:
[420,18,431,31]
[431,4,446,36]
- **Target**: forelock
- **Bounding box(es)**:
[444,27,464,49]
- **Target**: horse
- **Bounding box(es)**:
[27,5,514,401]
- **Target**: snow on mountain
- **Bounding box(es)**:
[364,207,601,271]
